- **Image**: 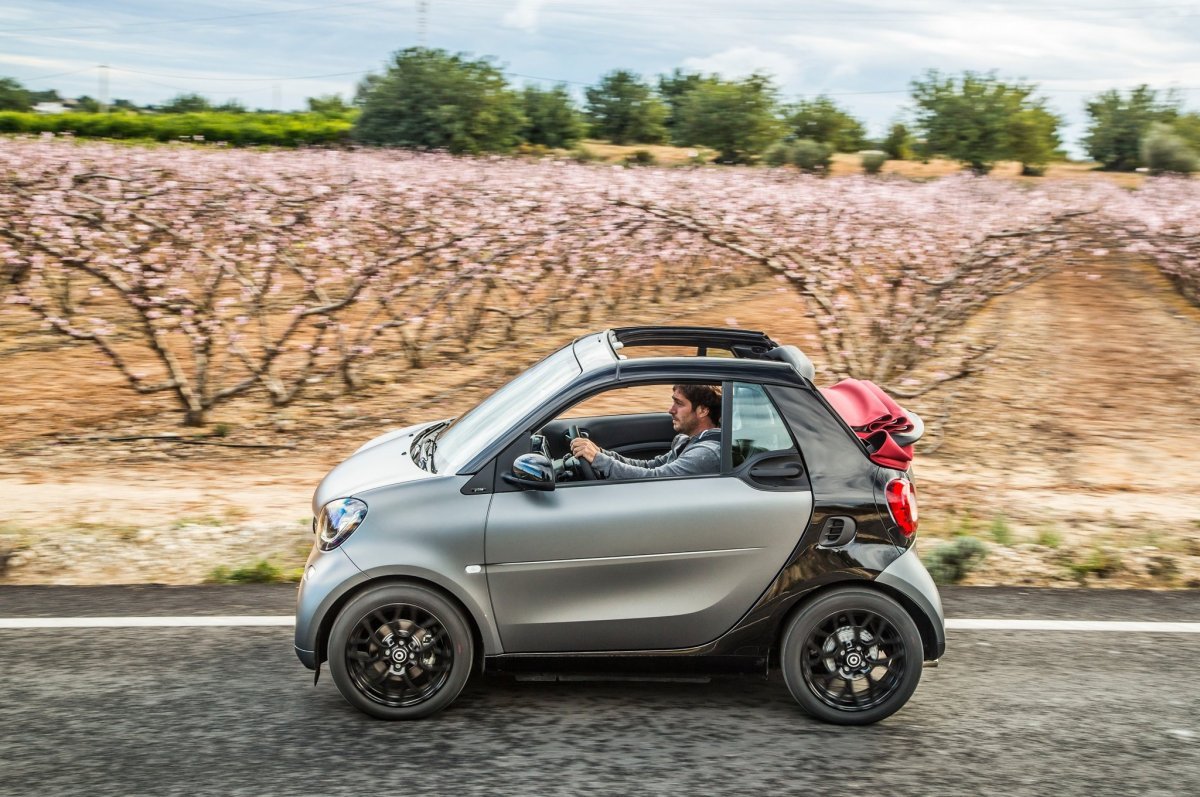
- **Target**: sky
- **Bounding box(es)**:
[2,1,1199,156]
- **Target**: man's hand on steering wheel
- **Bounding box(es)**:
[567,424,599,480]
[570,437,601,463]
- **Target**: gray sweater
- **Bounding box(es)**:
[591,428,721,480]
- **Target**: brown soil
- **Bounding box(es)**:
[571,141,1154,188]
[2,253,1199,587]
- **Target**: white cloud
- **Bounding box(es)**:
[784,11,1200,88]
[683,46,801,84]
[503,0,551,33]
[0,53,80,70]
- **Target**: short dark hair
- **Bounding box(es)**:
[673,383,722,426]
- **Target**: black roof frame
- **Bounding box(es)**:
[610,326,780,358]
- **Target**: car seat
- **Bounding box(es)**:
[731,383,788,466]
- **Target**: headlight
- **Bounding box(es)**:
[315,497,368,551]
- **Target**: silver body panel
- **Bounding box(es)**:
[485,475,813,652]
[294,546,368,667]
[312,422,438,514]
[299,423,505,657]
[337,475,502,653]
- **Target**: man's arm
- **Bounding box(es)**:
[592,443,719,480]
[594,438,683,470]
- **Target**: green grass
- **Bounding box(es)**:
[920,509,979,540]
[988,514,1014,545]
[1034,524,1063,548]
[952,512,977,538]
[921,536,988,585]
[1,518,142,542]
[168,504,249,529]
[0,520,26,537]
[1066,547,1123,583]
[206,559,300,584]
[169,515,226,530]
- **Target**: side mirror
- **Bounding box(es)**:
[501,453,555,491]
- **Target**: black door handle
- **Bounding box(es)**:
[750,463,802,478]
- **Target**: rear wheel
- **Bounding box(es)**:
[780,587,923,725]
[328,584,474,720]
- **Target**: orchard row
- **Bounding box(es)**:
[1,139,1195,425]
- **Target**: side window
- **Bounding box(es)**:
[559,384,666,419]
[730,382,795,466]
[538,383,679,474]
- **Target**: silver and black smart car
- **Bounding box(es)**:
[295,327,944,725]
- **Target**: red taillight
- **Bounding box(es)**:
[886,479,918,537]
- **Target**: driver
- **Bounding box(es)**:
[569,384,721,480]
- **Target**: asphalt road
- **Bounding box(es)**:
[1,587,1197,797]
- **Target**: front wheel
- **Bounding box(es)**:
[328,584,474,720]
[780,587,924,725]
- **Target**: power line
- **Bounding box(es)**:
[22,67,97,82]
[107,66,370,83]
[0,1,395,35]
[4,0,1196,37]
[505,71,590,87]
[25,63,1200,98]
[381,0,1200,23]
[132,74,278,99]
[802,86,1200,98]
[817,89,911,96]
[1039,86,1200,93]
[313,0,1200,18]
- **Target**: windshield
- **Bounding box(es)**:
[435,345,581,473]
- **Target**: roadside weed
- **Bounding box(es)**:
[922,536,988,585]
[1035,524,1063,548]
[1066,547,1123,583]
[206,559,298,584]
[989,515,1014,545]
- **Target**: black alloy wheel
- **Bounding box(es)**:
[328,584,474,720]
[780,587,923,725]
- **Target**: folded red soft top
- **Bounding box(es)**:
[819,378,918,470]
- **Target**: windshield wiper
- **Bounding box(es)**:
[421,434,438,473]
[411,420,450,471]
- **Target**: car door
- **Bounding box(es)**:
[483,381,813,654]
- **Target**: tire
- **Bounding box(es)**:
[780,587,923,725]
[327,583,474,720]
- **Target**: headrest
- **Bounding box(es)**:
[764,345,815,381]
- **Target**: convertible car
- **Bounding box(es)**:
[295,326,944,724]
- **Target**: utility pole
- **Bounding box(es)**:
[98,64,109,112]
[273,83,282,112]
[417,0,428,45]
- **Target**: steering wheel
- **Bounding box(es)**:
[567,423,598,481]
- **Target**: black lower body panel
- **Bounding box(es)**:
[483,654,766,676]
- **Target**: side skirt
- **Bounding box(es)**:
[482,653,767,677]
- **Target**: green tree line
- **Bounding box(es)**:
[0,110,352,146]
[4,54,1199,173]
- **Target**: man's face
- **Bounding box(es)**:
[669,388,706,436]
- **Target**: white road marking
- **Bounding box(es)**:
[945,619,1200,633]
[0,616,295,628]
[0,616,1198,631]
